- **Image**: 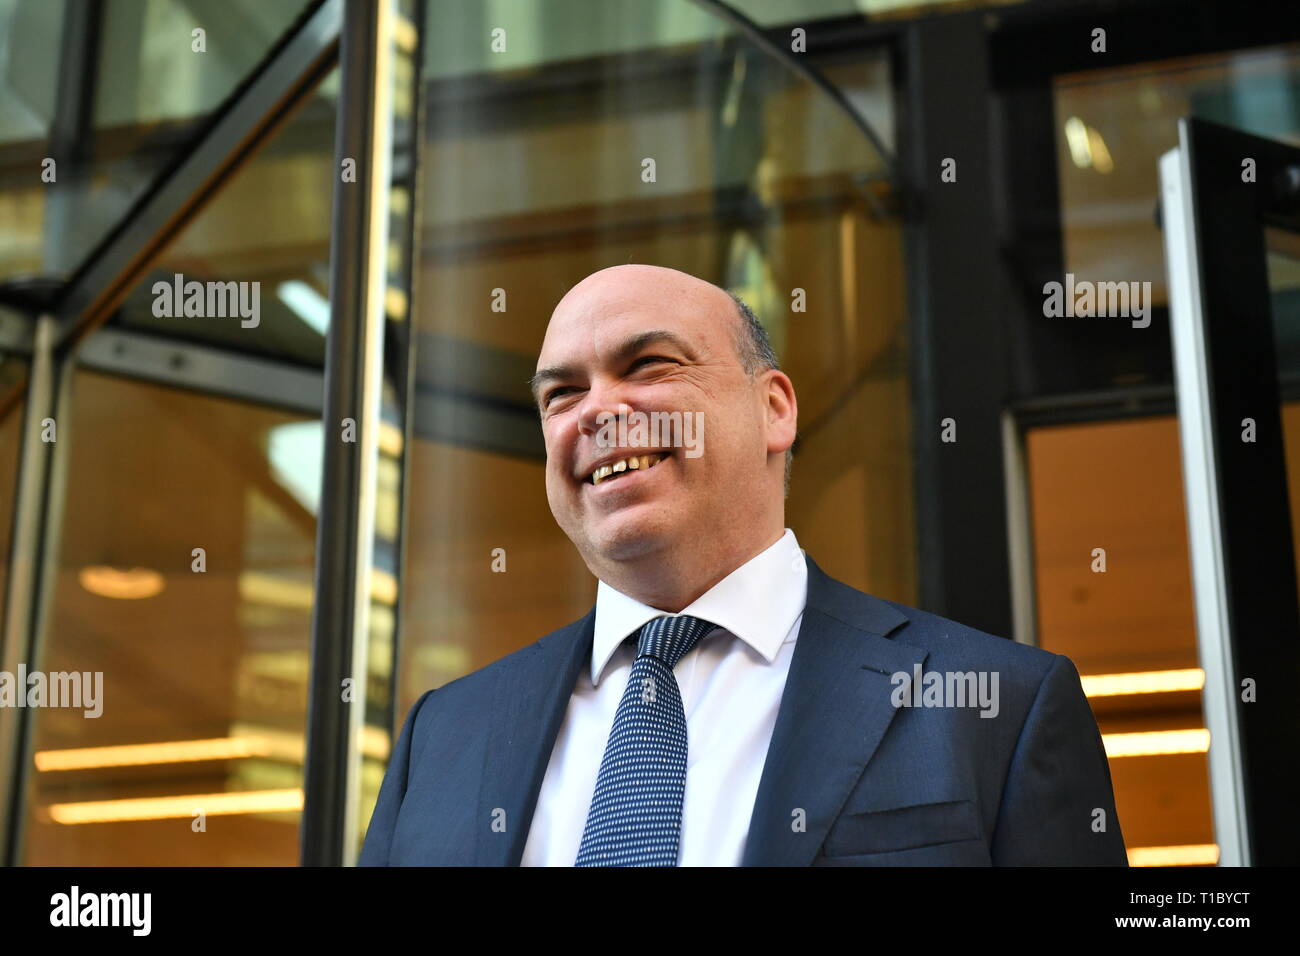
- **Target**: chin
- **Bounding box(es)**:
[586,512,678,563]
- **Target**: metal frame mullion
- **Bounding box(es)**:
[1163,118,1300,866]
[76,329,324,417]
[0,318,75,865]
[376,0,427,761]
[301,0,396,867]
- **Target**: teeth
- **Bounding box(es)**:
[590,453,667,484]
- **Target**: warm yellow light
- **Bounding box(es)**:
[1086,127,1114,173]
[377,420,404,457]
[1103,728,1210,758]
[1128,844,1219,867]
[370,568,398,605]
[78,566,165,600]
[1082,668,1205,697]
[37,728,389,773]
[393,15,417,53]
[48,789,303,824]
[384,285,408,318]
[1064,116,1092,168]
[239,572,313,610]
[1063,115,1113,173]
[35,737,273,772]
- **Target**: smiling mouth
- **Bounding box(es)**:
[587,452,670,485]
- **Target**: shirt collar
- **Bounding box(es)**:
[590,529,807,686]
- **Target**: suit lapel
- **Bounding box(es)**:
[474,608,595,866]
[741,557,924,866]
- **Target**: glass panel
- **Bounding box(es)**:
[19,371,320,865]
[109,72,338,366]
[1027,417,1216,867]
[0,0,315,283]
[1055,44,1300,309]
[16,61,338,865]
[398,0,910,724]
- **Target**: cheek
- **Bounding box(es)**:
[543,462,568,504]
[540,424,570,473]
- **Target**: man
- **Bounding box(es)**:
[360,264,1126,866]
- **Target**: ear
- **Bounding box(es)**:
[763,370,797,456]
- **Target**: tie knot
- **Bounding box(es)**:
[635,615,716,669]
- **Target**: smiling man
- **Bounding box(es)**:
[359,263,1127,867]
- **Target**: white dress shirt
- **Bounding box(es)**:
[520,528,807,866]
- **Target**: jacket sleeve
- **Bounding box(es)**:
[357,688,436,866]
[989,654,1128,865]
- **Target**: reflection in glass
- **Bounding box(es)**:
[108,69,339,367]
[0,0,314,283]
[1055,45,1300,307]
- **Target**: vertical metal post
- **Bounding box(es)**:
[301,0,395,866]
[901,13,1012,636]
[1000,410,1038,647]
[0,317,73,865]
[372,0,426,760]
[1159,130,1249,868]
[42,0,103,276]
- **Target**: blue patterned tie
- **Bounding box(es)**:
[575,615,718,867]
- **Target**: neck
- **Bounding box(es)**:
[596,523,786,612]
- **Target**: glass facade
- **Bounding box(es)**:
[0,0,1294,869]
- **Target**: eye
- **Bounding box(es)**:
[543,386,579,407]
[630,355,673,372]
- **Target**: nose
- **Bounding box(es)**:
[576,378,633,439]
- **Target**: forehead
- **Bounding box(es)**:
[537,275,733,368]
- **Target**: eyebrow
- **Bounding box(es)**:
[529,328,697,404]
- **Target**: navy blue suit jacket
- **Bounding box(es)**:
[359,556,1127,865]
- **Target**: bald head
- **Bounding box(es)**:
[534,265,777,401]
[555,263,726,313]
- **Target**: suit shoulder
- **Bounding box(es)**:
[809,564,1071,688]
[878,596,1067,684]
